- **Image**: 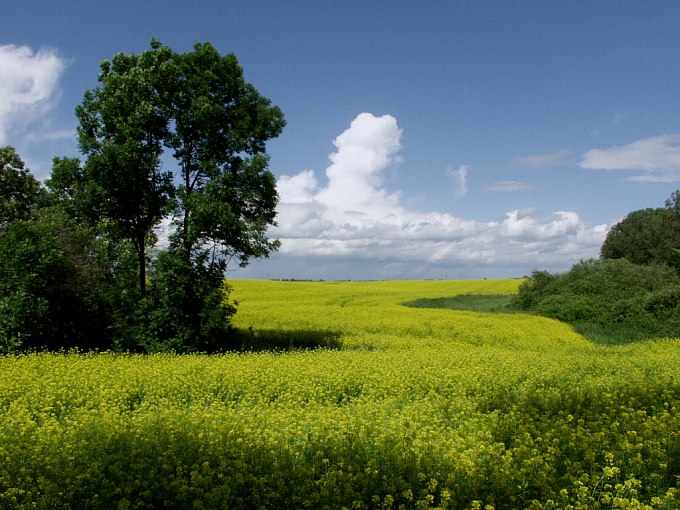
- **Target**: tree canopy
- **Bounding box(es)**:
[0,40,286,354]
[73,40,285,298]
[161,42,285,267]
[600,206,680,266]
[0,146,45,229]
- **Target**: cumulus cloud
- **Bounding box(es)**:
[254,113,607,279]
[0,44,67,145]
[513,149,573,168]
[277,170,319,203]
[314,113,403,217]
[500,209,582,239]
[579,134,680,182]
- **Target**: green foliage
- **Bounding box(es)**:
[601,192,680,267]
[38,40,288,353]
[139,251,235,353]
[73,40,285,292]
[0,208,112,353]
[45,156,87,221]
[158,40,285,266]
[403,294,516,313]
[0,40,286,354]
[523,190,680,345]
[512,269,559,310]
[0,146,46,228]
[0,147,242,354]
[186,153,282,266]
[75,46,175,298]
[512,258,680,343]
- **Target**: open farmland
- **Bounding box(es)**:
[1,279,679,509]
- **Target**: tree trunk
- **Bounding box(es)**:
[182,160,193,264]
[137,235,146,298]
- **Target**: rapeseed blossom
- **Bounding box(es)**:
[0,280,678,509]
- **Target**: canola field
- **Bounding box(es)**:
[0,279,679,509]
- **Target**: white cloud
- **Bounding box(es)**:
[245,113,607,280]
[446,164,468,198]
[500,209,582,240]
[513,150,573,168]
[0,44,67,145]
[484,181,534,192]
[277,170,319,203]
[579,134,680,182]
[314,112,403,217]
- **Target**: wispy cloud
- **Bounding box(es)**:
[22,128,76,144]
[0,44,67,145]
[254,113,607,279]
[513,149,573,168]
[484,181,534,192]
[446,164,469,198]
[580,134,680,182]
[611,113,625,125]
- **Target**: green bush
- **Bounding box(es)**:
[512,259,680,343]
[0,209,112,353]
[535,294,600,323]
[513,270,559,310]
[111,250,236,353]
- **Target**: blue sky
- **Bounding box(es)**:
[3,1,680,280]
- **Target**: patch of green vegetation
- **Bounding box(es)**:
[570,321,653,346]
[403,294,516,313]
[511,258,680,345]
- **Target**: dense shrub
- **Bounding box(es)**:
[534,294,600,323]
[109,250,236,353]
[601,207,680,266]
[511,269,558,310]
[512,258,680,342]
[0,209,112,353]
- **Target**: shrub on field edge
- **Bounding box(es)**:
[512,258,680,341]
[0,208,112,353]
[111,250,236,353]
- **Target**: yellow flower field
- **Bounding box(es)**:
[0,279,678,509]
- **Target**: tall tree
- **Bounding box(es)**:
[160,41,286,269]
[75,45,175,297]
[74,40,285,297]
[65,40,285,350]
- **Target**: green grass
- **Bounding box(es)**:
[402,294,516,313]
[403,294,667,345]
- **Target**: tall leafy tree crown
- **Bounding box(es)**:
[74,40,285,297]
[159,41,286,264]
